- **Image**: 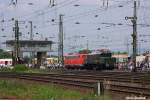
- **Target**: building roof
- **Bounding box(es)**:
[6,40,53,45]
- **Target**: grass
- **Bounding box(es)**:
[0,80,111,100]
[0,65,58,74]
[0,64,28,73]
[142,72,150,85]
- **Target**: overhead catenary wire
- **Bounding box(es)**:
[29,0,133,30]
[63,0,132,22]
[15,0,80,21]
[0,0,148,33]
[0,0,150,53]
[0,0,146,29]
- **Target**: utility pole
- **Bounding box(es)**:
[58,14,64,67]
[125,0,137,72]
[86,40,89,50]
[138,42,141,55]
[107,0,109,8]
[127,40,129,55]
[29,21,33,40]
[13,20,20,65]
[103,0,105,7]
[102,0,109,8]
[29,21,34,67]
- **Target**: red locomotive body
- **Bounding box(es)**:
[64,54,86,69]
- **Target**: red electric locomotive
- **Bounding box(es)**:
[64,52,115,70]
[64,53,86,69]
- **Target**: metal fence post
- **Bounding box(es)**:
[97,81,104,96]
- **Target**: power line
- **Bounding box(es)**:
[32,0,132,30]
[63,0,132,22]
[1,0,146,31]
[16,0,80,21]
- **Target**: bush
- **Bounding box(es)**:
[12,64,28,72]
[0,67,11,72]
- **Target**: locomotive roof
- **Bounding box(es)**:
[64,53,87,56]
[65,52,111,56]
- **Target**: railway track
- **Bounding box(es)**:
[0,71,149,85]
[18,71,150,84]
[0,71,150,97]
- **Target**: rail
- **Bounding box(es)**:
[0,72,150,97]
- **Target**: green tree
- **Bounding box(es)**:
[0,49,3,53]
[0,49,12,59]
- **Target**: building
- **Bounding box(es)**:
[112,53,129,69]
[6,40,53,67]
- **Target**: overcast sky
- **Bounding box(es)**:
[0,0,150,54]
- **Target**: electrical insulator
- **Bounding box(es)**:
[10,0,17,6]
[49,0,55,7]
